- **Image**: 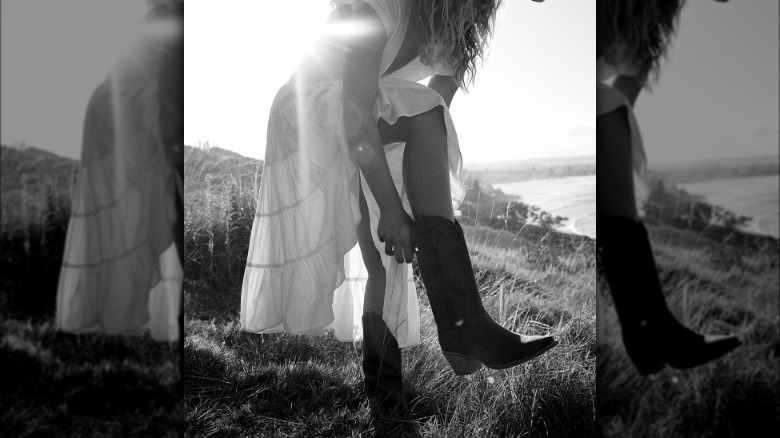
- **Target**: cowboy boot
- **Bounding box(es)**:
[598,215,741,374]
[362,313,410,420]
[412,215,558,375]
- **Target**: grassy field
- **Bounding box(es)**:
[1,145,183,437]
[596,225,780,437]
[184,146,596,437]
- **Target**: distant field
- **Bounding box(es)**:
[495,175,596,239]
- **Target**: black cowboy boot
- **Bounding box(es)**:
[412,215,558,375]
[362,313,410,422]
[598,215,740,374]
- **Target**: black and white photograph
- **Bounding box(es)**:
[5,0,778,437]
[596,0,779,436]
[184,0,595,436]
[1,0,183,436]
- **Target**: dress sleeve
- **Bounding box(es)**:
[333,0,401,37]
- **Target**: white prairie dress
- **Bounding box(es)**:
[55,48,182,342]
[241,0,465,348]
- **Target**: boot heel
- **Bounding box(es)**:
[625,345,665,375]
[633,357,665,375]
[443,352,483,375]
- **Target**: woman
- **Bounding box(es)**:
[56,0,183,344]
[241,0,557,420]
[596,0,739,375]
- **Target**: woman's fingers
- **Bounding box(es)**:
[394,246,405,264]
[401,240,414,264]
[378,220,415,263]
[381,237,415,264]
[399,227,414,264]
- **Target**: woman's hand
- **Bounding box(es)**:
[377,203,415,264]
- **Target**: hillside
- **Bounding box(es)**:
[0,144,182,436]
[0,144,79,191]
[183,145,597,437]
[597,222,779,437]
[184,145,263,189]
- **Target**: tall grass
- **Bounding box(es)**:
[596,224,780,437]
[183,146,596,437]
[1,145,182,437]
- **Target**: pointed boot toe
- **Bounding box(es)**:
[481,334,559,370]
[665,334,741,370]
[442,332,558,374]
[600,216,742,373]
[414,215,558,375]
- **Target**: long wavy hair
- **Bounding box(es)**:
[597,0,687,84]
[414,0,503,90]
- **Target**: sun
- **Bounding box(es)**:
[185,1,336,156]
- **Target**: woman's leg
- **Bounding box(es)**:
[596,108,638,220]
[357,180,386,315]
[381,106,557,375]
[597,109,739,374]
[356,180,408,419]
[396,106,455,221]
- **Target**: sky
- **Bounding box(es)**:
[634,0,779,166]
[1,0,149,160]
[185,0,595,165]
[2,2,776,167]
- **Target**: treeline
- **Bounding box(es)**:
[643,177,777,251]
[649,160,779,185]
[457,179,574,239]
[466,162,596,186]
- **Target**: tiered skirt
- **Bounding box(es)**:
[241,77,464,348]
[56,72,181,342]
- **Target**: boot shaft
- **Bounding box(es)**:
[412,215,487,329]
[411,215,558,372]
[598,216,673,327]
[361,313,403,398]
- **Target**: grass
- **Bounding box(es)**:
[183,145,596,437]
[1,144,183,437]
[1,316,183,437]
[596,224,780,438]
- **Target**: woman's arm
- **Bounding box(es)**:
[342,1,414,263]
[427,74,459,108]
